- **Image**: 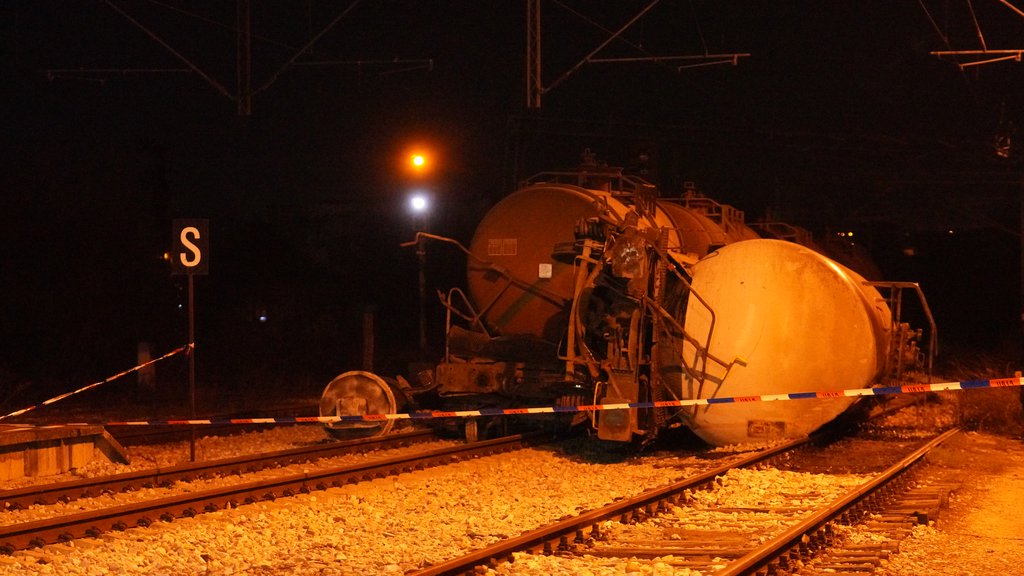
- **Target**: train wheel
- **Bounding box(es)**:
[319,371,397,440]
[465,418,479,442]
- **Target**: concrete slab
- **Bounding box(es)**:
[0,425,129,482]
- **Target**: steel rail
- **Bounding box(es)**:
[409,436,811,576]
[717,427,961,575]
[0,432,546,554]
[1,429,435,510]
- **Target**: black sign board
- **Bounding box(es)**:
[171,219,210,275]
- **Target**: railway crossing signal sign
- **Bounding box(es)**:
[171,219,209,275]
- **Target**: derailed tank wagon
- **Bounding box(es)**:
[320,157,936,446]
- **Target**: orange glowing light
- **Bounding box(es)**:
[406,150,432,176]
[398,139,442,178]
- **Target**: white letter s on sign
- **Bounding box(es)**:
[179,226,202,267]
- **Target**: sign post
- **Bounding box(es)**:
[171,219,209,462]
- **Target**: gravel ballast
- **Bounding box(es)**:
[4,397,1024,575]
[0,433,706,575]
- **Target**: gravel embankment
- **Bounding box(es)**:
[482,467,868,575]
[4,394,1023,575]
[0,429,712,575]
[3,425,330,492]
[876,431,1024,576]
[2,432,467,527]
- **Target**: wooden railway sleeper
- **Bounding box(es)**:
[805,530,824,554]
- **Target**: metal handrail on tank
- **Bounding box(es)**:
[864,281,938,381]
[402,231,573,367]
[402,232,567,312]
[520,168,657,201]
[559,228,738,430]
[749,221,816,246]
[562,246,607,380]
[439,287,490,363]
[666,186,749,240]
[552,211,739,408]
[656,252,750,414]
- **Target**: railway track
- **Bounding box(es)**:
[1,429,435,511]
[720,428,958,575]
[0,397,965,574]
[408,436,810,575]
[411,428,960,575]
[0,431,545,554]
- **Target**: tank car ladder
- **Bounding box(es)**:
[864,281,938,383]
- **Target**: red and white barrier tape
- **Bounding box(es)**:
[38,375,1024,427]
[0,344,191,422]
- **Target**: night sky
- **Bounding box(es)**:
[2,1,1024,407]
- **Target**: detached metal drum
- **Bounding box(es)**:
[680,239,892,446]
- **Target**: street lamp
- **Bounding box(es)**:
[408,191,431,355]
[401,141,439,357]
[409,191,430,215]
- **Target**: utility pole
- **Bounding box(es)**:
[45,1,431,116]
[524,0,749,109]
[236,0,251,116]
